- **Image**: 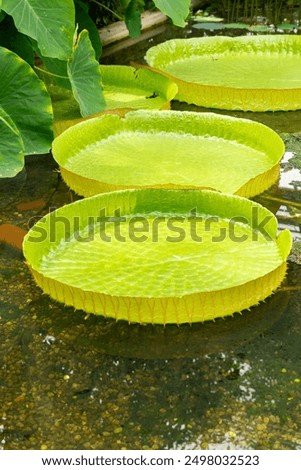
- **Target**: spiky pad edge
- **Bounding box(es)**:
[28,262,287,325]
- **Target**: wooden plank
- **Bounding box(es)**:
[99,11,168,47]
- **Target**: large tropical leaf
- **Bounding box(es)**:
[0,46,53,155]
[23,188,292,324]
[52,110,284,198]
[0,105,24,177]
[67,30,106,116]
[0,0,75,59]
[153,0,190,27]
[125,0,142,38]
[36,0,103,90]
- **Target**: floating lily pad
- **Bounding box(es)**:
[100,65,177,110]
[223,23,249,29]
[23,189,292,325]
[247,24,271,32]
[145,35,301,111]
[192,16,224,23]
[192,22,225,30]
[276,23,296,32]
[52,65,178,135]
[192,22,250,31]
[52,110,284,198]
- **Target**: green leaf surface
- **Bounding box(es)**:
[0,46,53,155]
[247,24,271,32]
[223,22,249,29]
[192,22,225,30]
[38,56,71,90]
[277,23,296,31]
[23,188,292,323]
[120,0,131,7]
[192,15,224,22]
[125,0,142,38]
[0,0,75,59]
[52,110,283,197]
[0,105,24,177]
[153,0,190,27]
[28,193,282,296]
[146,36,301,111]
[99,65,177,110]
[147,36,301,89]
[0,14,34,65]
[67,30,106,116]
[0,9,6,21]
[74,0,102,59]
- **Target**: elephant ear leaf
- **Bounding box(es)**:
[125,0,142,38]
[0,46,53,177]
[0,105,24,178]
[67,30,106,117]
[0,0,75,59]
[153,0,190,27]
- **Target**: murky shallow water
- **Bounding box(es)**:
[1,24,301,450]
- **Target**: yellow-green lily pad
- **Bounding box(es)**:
[52,110,284,198]
[145,35,301,111]
[23,188,292,325]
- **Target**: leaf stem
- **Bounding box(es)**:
[90,0,124,21]
[34,65,69,81]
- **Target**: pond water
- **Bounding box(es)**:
[1,23,301,450]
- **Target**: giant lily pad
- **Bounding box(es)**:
[23,189,292,325]
[52,66,178,135]
[52,110,284,198]
[100,65,177,111]
[145,35,301,111]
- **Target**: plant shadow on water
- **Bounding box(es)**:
[1,24,301,450]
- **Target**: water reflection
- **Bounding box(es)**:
[31,286,289,360]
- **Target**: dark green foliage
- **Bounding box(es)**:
[86,0,154,27]
[0,15,34,65]
[0,0,190,177]
[125,0,142,37]
[75,0,102,59]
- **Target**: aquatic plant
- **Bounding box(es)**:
[23,188,292,324]
[51,110,284,197]
[146,35,301,111]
